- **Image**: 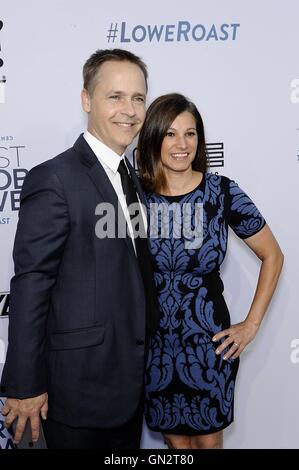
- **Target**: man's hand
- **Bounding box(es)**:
[1,393,48,444]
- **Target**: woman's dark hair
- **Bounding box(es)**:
[137,93,207,193]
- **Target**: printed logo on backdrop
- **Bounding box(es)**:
[0,335,6,365]
[290,79,299,162]
[0,19,6,104]
[0,20,3,67]
[130,141,225,172]
[0,293,9,317]
[106,21,240,43]
[0,292,11,451]
[0,138,28,224]
[0,400,14,449]
[0,292,9,366]
[206,142,224,167]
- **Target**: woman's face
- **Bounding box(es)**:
[160,111,198,174]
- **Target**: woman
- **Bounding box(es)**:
[137,93,284,449]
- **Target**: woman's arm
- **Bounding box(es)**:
[212,224,284,360]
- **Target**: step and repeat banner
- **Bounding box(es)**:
[0,0,298,449]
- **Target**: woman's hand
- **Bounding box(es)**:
[212,321,259,360]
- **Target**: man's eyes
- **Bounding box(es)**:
[133,96,145,103]
[108,95,145,102]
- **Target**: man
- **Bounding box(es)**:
[0,49,158,449]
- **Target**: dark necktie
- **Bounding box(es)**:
[118,159,159,335]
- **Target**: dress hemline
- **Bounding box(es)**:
[146,419,234,437]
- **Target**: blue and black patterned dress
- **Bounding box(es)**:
[145,172,266,435]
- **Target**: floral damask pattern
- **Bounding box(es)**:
[145,173,265,435]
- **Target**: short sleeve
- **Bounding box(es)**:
[227,179,266,239]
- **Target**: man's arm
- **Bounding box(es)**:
[0,163,69,440]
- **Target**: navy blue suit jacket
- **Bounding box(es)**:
[0,134,147,428]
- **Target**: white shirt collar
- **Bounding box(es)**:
[83,130,125,174]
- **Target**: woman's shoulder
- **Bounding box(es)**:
[204,171,234,187]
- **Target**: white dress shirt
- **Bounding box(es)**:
[83,131,147,253]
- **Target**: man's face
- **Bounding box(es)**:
[81,60,146,155]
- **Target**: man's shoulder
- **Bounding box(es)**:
[22,139,85,194]
[38,146,77,171]
[28,141,82,178]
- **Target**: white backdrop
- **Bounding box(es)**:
[0,0,298,449]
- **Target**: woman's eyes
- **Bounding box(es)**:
[165,131,196,137]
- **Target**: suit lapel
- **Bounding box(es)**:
[74,135,136,257]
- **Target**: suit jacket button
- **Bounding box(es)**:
[136,339,144,346]
[0,386,6,393]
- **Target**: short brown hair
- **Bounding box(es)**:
[83,48,148,94]
[138,93,207,193]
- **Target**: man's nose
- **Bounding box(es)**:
[121,99,136,117]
